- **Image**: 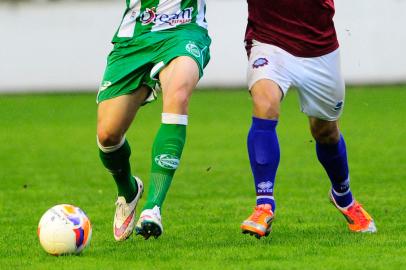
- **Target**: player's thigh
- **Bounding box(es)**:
[153,31,210,114]
[247,41,294,119]
[97,86,150,145]
[247,41,293,95]
[158,56,199,114]
[297,49,345,121]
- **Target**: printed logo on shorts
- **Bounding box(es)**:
[252,58,269,69]
[140,7,193,27]
[155,154,180,170]
[257,181,273,193]
[99,81,112,91]
[186,42,201,58]
[333,101,344,111]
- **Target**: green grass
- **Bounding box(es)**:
[0,86,405,270]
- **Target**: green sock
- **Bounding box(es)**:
[143,123,186,210]
[99,139,137,202]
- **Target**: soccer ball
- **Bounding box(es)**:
[37,204,92,255]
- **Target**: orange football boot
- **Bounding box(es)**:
[241,205,274,239]
[330,191,377,233]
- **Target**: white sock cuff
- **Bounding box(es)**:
[256,195,275,200]
[332,188,351,197]
[97,135,126,153]
[162,113,188,125]
[332,177,351,196]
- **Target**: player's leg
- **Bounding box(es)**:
[301,49,376,232]
[249,79,282,210]
[241,42,293,238]
[147,56,197,208]
[241,79,281,238]
[97,87,150,240]
[97,88,149,200]
[310,117,376,232]
[310,118,352,206]
[136,56,199,239]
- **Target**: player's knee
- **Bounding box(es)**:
[165,88,191,111]
[253,99,280,119]
[97,128,123,147]
[251,88,281,119]
[311,124,340,144]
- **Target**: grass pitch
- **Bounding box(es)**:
[0,86,405,270]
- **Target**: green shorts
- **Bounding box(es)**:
[97,25,211,104]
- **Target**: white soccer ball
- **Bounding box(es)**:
[38,204,92,255]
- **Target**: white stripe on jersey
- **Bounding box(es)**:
[117,1,141,38]
[196,0,207,29]
[129,0,138,8]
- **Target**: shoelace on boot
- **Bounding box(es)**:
[251,206,269,222]
[347,203,368,225]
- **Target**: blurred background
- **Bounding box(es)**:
[1,0,405,93]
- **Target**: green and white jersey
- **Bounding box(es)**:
[114,0,208,41]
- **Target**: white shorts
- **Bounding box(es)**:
[247,40,345,121]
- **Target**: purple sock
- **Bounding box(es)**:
[247,117,280,211]
[316,134,353,208]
